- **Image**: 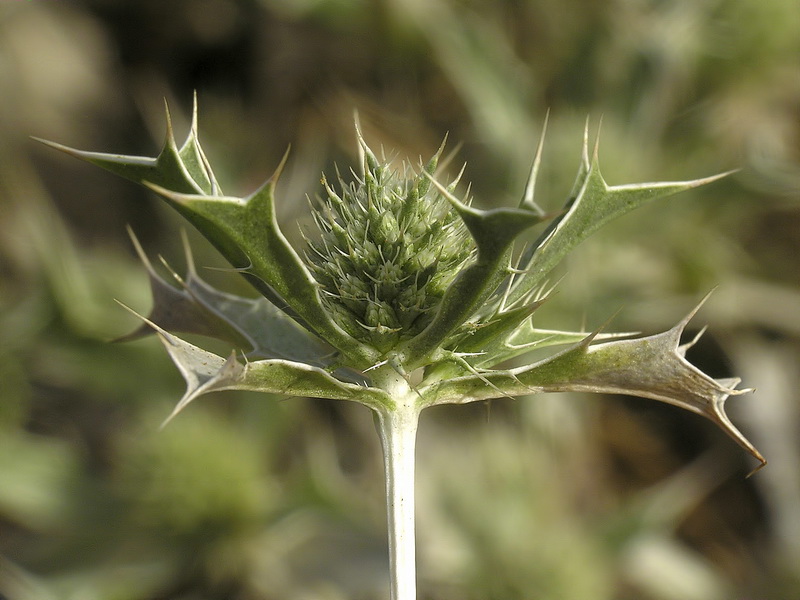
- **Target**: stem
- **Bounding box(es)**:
[376,372,420,600]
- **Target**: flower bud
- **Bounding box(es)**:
[305,140,473,352]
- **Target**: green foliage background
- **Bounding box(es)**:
[1,0,799,598]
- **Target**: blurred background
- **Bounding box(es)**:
[1,0,799,598]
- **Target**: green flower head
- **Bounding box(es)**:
[305,132,473,352]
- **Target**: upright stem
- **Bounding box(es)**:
[376,373,420,600]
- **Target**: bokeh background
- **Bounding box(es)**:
[1,0,799,598]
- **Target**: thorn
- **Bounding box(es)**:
[422,170,467,212]
[155,253,180,282]
[745,458,768,478]
[453,351,487,358]
[677,288,716,333]
[437,139,464,175]
[679,325,708,354]
[364,359,389,373]
[581,116,591,167]
[448,162,468,192]
[126,226,154,274]
[29,136,71,154]
[179,228,199,280]
[433,132,449,162]
[686,170,740,188]
[159,410,179,430]
[449,352,516,400]
[163,98,178,152]
[521,109,549,215]
[580,306,624,348]
[592,114,604,164]
[191,90,200,134]
[270,145,292,186]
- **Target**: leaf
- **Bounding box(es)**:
[143,172,378,368]
[417,322,630,388]
[506,124,734,307]
[117,229,251,348]
[39,100,380,370]
[402,176,546,368]
[419,297,765,473]
[448,301,546,359]
[120,229,333,365]
[474,323,636,369]
[129,315,394,426]
[34,93,219,196]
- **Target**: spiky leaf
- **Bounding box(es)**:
[401,183,547,368]
[419,298,766,473]
[132,316,393,425]
[507,126,734,307]
[122,229,331,365]
[34,94,219,196]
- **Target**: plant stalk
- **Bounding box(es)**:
[376,378,420,600]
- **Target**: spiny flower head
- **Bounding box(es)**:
[304,135,473,352]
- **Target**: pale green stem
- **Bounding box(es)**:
[375,370,420,600]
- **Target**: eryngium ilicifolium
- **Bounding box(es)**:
[305,136,473,353]
[36,99,766,473]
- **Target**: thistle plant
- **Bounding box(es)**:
[39,99,765,600]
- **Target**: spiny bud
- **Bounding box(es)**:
[305,137,474,353]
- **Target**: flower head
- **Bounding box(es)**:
[305,133,473,352]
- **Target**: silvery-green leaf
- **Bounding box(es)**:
[448,301,546,360]
[117,229,251,349]
[34,94,219,196]
[40,103,380,370]
[419,298,765,473]
[135,317,393,425]
[141,175,378,369]
[507,126,734,307]
[475,292,638,368]
[402,178,546,368]
[472,323,636,369]
[120,229,332,365]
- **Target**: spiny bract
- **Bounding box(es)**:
[304,136,473,353]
